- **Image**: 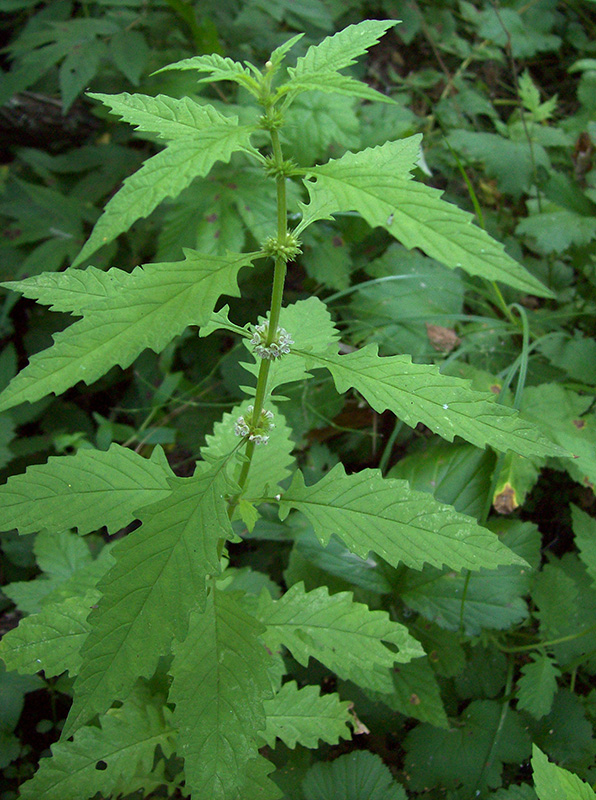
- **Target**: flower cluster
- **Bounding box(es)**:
[251,322,294,360]
[234,406,275,446]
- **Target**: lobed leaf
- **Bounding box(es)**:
[0,591,97,678]
[572,504,596,589]
[0,249,255,412]
[257,581,423,693]
[296,140,554,296]
[517,653,561,719]
[155,53,258,89]
[278,465,526,574]
[0,444,173,536]
[260,681,352,749]
[19,689,176,800]
[297,344,564,457]
[62,461,236,739]
[170,588,273,800]
[72,98,256,266]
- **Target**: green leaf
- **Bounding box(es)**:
[72,96,256,266]
[285,20,398,103]
[404,700,531,793]
[520,385,596,490]
[301,751,406,800]
[401,520,539,634]
[4,531,94,614]
[170,589,273,800]
[109,30,149,85]
[572,505,596,589]
[0,444,173,536]
[388,440,495,519]
[155,53,258,91]
[260,681,351,749]
[59,37,106,112]
[385,657,449,728]
[529,690,596,773]
[298,344,564,456]
[62,461,236,738]
[532,745,596,800]
[257,582,424,694]
[278,464,526,573]
[19,688,175,800]
[296,140,553,296]
[0,250,255,411]
[517,653,561,719]
[0,591,96,677]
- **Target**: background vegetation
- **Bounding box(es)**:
[0,0,595,798]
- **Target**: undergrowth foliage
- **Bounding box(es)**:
[0,16,594,800]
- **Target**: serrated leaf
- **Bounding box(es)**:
[296,140,553,296]
[0,249,255,411]
[62,461,236,738]
[493,449,543,513]
[572,505,596,589]
[260,681,351,749]
[286,20,397,103]
[72,96,256,266]
[201,400,294,500]
[298,344,564,456]
[0,591,96,677]
[278,464,526,573]
[517,653,561,719]
[532,745,596,800]
[170,589,273,800]
[257,582,423,693]
[155,53,257,89]
[301,751,406,800]
[4,531,94,614]
[404,700,531,793]
[19,688,175,800]
[0,444,173,535]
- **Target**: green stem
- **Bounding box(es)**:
[229,127,289,512]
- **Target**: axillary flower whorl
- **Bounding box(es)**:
[250,321,294,360]
[234,406,275,446]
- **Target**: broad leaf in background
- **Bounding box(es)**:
[170,589,273,800]
[532,745,596,800]
[296,140,553,296]
[401,520,540,634]
[301,751,406,800]
[259,681,351,749]
[279,464,527,572]
[297,344,565,456]
[404,700,531,793]
[257,582,423,693]
[72,95,257,266]
[572,505,596,589]
[63,461,236,738]
[0,444,173,536]
[0,250,255,411]
[18,688,176,800]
